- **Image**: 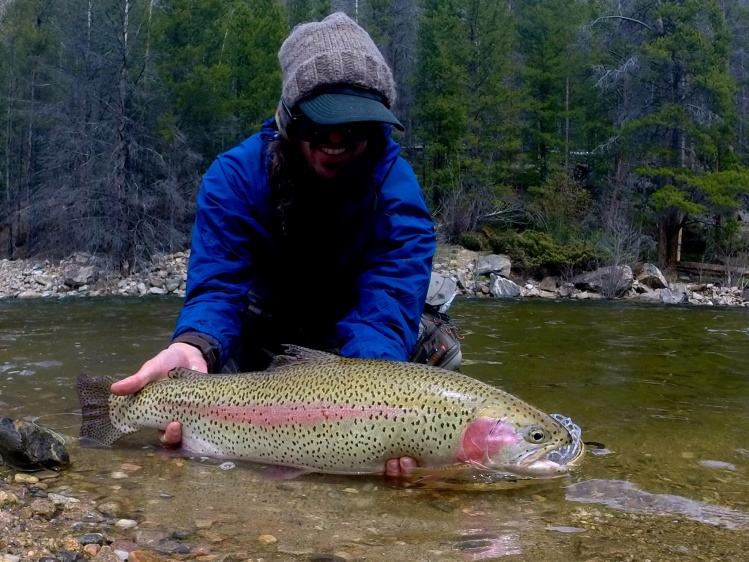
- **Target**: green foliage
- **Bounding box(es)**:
[286,0,331,28]
[460,231,490,252]
[151,0,232,145]
[413,0,470,178]
[221,0,286,133]
[526,171,592,244]
[513,0,597,185]
[481,229,600,275]
[152,0,285,153]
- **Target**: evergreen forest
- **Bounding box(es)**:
[2,0,749,278]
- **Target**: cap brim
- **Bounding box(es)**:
[299,93,404,131]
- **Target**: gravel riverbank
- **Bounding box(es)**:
[2,246,748,307]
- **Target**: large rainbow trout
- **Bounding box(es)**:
[76,347,583,481]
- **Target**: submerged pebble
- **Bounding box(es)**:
[546,525,586,533]
[699,460,737,471]
[14,473,39,484]
[78,533,106,546]
[258,534,277,545]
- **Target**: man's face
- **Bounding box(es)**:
[299,127,369,181]
[287,115,380,181]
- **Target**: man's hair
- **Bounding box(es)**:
[266,129,388,236]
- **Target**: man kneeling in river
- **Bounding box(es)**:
[111,13,434,477]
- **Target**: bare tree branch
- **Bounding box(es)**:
[590,15,653,31]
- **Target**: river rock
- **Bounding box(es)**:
[78,533,106,546]
[658,287,688,304]
[636,263,667,289]
[128,551,166,562]
[476,254,511,277]
[17,289,42,299]
[632,286,661,302]
[29,498,57,518]
[539,276,557,291]
[165,277,181,292]
[91,547,124,562]
[97,501,122,517]
[0,491,19,506]
[64,266,98,288]
[14,473,39,484]
[0,418,70,471]
[572,265,633,297]
[489,274,520,297]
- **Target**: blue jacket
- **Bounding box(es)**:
[173,120,436,368]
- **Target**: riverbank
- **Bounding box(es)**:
[1,246,748,307]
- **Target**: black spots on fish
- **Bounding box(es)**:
[104,358,560,472]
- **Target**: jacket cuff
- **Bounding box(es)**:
[171,332,220,373]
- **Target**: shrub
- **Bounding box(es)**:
[482,229,600,277]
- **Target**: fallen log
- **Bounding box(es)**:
[676,261,749,276]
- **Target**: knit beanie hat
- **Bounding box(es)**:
[278,12,403,130]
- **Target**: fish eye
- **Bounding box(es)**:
[521,426,547,444]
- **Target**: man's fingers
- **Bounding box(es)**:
[160,421,182,447]
[399,456,418,474]
[385,456,418,477]
[385,458,400,477]
[110,373,150,396]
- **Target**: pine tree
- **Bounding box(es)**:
[413,0,470,197]
[513,0,593,186]
[221,0,286,136]
[590,0,745,266]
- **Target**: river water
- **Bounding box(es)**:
[1,297,749,560]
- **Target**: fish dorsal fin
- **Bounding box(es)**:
[268,345,339,370]
[168,367,212,380]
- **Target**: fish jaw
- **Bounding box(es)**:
[455,414,579,479]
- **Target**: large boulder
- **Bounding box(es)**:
[63,265,98,288]
[0,418,70,471]
[636,263,668,289]
[489,273,521,298]
[658,287,688,304]
[476,254,512,278]
[572,265,633,297]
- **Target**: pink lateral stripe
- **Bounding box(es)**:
[192,403,413,426]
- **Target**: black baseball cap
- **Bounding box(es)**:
[297,85,404,131]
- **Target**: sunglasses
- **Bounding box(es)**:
[282,100,379,144]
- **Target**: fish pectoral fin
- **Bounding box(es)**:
[260,464,314,480]
[403,464,529,487]
[401,464,474,482]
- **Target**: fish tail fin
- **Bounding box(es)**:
[76,374,131,447]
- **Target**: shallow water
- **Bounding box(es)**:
[2,297,749,560]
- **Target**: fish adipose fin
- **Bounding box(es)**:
[76,374,131,447]
[268,345,340,369]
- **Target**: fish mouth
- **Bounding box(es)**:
[545,413,584,466]
[499,414,585,479]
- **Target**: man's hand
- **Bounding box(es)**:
[110,342,207,447]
